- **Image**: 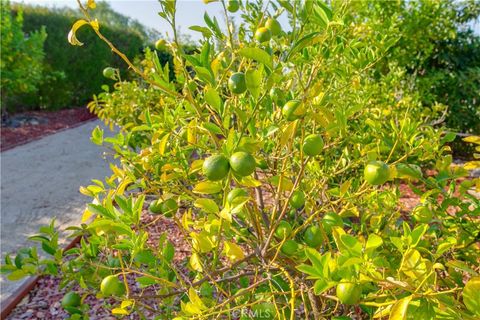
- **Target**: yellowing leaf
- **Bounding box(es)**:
[464,161,480,170]
[191,231,215,253]
[112,308,129,315]
[189,253,203,272]
[223,241,245,262]
[158,133,170,155]
[194,198,219,214]
[463,135,480,145]
[81,208,94,223]
[120,300,134,308]
[68,19,89,46]
[389,296,412,320]
[193,181,222,194]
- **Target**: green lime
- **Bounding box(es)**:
[160,198,178,217]
[255,27,272,43]
[227,0,239,13]
[282,100,303,121]
[336,282,362,305]
[149,199,163,214]
[274,221,292,239]
[230,151,256,176]
[102,67,116,79]
[412,205,432,223]
[364,161,390,185]
[281,239,299,256]
[100,275,126,297]
[265,18,282,36]
[228,72,247,94]
[321,212,343,234]
[303,225,323,247]
[289,190,305,209]
[61,291,81,309]
[203,154,230,181]
[303,134,324,156]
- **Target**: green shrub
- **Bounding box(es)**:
[1,0,46,112]
[3,1,480,319]
[9,3,155,110]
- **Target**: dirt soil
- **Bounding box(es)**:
[1,108,96,152]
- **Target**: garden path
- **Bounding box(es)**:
[1,120,112,305]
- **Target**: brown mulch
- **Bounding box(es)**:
[1,108,96,152]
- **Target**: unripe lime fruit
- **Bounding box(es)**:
[322,212,343,234]
[364,161,390,185]
[282,100,303,121]
[303,134,324,156]
[100,275,126,297]
[149,199,163,214]
[155,39,167,51]
[274,221,292,239]
[230,151,256,177]
[289,190,305,209]
[281,239,299,256]
[265,18,282,35]
[412,205,432,223]
[227,188,249,204]
[61,291,81,308]
[102,67,116,79]
[336,282,362,305]
[304,225,323,247]
[228,72,247,94]
[251,302,275,320]
[227,0,239,12]
[203,154,230,181]
[160,198,178,217]
[255,27,272,43]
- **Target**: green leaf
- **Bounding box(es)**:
[193,181,223,194]
[409,224,428,248]
[137,276,157,287]
[366,234,383,251]
[238,47,273,70]
[287,32,322,59]
[91,126,104,145]
[313,279,334,295]
[189,25,213,38]
[204,86,222,113]
[245,69,262,99]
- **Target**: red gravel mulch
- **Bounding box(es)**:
[1,108,96,152]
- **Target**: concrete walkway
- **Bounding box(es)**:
[1,120,112,305]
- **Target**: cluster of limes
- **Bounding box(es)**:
[202,151,256,181]
[149,197,178,217]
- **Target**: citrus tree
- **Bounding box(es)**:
[3,1,480,319]
[0,0,46,112]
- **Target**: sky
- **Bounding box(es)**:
[18,0,290,41]
[17,0,480,40]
